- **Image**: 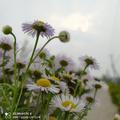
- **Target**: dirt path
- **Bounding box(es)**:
[87,83,117,120]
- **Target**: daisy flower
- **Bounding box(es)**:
[0,36,13,51]
[26,78,59,93]
[51,94,85,112]
[48,75,69,94]
[80,73,94,89]
[55,55,75,72]
[84,77,102,90]
[37,48,51,59]
[61,72,78,83]
[48,75,61,83]
[59,82,70,94]
[22,20,55,38]
[79,55,99,70]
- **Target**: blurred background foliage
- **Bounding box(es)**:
[102,55,120,113]
[108,82,120,112]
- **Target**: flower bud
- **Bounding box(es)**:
[58,31,70,42]
[33,70,42,79]
[60,60,68,67]
[95,84,102,89]
[85,58,94,66]
[39,51,46,59]
[86,96,94,103]
[2,25,12,35]
[16,62,26,69]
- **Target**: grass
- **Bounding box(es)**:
[108,82,120,112]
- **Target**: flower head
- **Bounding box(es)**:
[83,77,102,90]
[47,75,69,94]
[38,48,50,59]
[55,55,75,72]
[26,78,59,93]
[0,37,13,51]
[16,57,27,70]
[58,31,70,42]
[79,55,99,70]
[50,75,61,83]
[62,72,78,83]
[22,20,55,38]
[51,94,85,112]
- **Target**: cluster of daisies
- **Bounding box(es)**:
[0,20,102,120]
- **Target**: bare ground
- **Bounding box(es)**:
[87,84,117,120]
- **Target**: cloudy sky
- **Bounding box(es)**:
[0,0,120,76]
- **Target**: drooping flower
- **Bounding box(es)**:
[26,78,59,93]
[55,55,75,72]
[2,25,12,35]
[22,20,55,38]
[58,31,70,43]
[79,55,99,70]
[51,94,85,112]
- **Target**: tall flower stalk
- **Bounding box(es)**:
[26,31,40,72]
[14,20,56,113]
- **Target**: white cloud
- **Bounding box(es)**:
[50,13,92,32]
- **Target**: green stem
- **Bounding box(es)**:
[73,65,88,97]
[11,32,17,85]
[1,87,11,110]
[10,33,19,117]
[35,92,41,115]
[64,112,70,120]
[93,88,97,101]
[2,50,6,83]
[31,36,58,65]
[57,111,62,120]
[26,32,40,72]
[14,32,40,113]
[14,35,58,114]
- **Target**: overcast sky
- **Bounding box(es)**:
[0,0,120,76]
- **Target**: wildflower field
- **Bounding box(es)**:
[0,20,103,120]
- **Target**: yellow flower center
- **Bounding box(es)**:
[51,76,60,82]
[62,100,77,109]
[36,79,51,87]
